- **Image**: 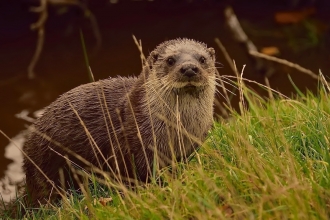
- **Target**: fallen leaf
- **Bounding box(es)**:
[275,7,315,24]
[260,47,280,56]
[99,197,113,206]
[220,204,234,217]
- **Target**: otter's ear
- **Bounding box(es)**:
[150,51,159,62]
[208,47,215,60]
[147,51,158,70]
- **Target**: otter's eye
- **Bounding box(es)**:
[199,56,206,64]
[166,57,176,66]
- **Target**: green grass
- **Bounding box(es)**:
[4,82,330,219]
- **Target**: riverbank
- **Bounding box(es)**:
[3,77,330,219]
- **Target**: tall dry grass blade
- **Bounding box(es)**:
[68,102,105,171]
[65,159,94,217]
[125,92,153,182]
[239,64,247,113]
[132,35,147,67]
[264,77,274,101]
[221,75,289,99]
[214,38,235,108]
[97,85,125,183]
[319,70,330,92]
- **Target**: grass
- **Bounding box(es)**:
[2,78,330,219]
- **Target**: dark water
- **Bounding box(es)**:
[0,0,329,201]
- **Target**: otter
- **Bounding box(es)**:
[22,38,217,205]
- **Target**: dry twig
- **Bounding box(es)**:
[28,0,101,79]
[249,50,323,81]
[224,6,275,78]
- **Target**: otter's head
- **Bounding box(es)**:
[146,38,216,95]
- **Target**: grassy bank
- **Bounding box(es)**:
[5,81,330,219]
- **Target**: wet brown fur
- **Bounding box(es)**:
[22,38,217,207]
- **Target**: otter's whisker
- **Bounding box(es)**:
[215,77,238,89]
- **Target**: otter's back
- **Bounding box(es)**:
[23,76,137,193]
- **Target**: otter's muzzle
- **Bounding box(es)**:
[180,64,200,78]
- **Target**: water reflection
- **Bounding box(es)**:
[0,109,43,202]
[0,132,24,202]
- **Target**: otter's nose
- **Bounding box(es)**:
[180,65,199,77]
